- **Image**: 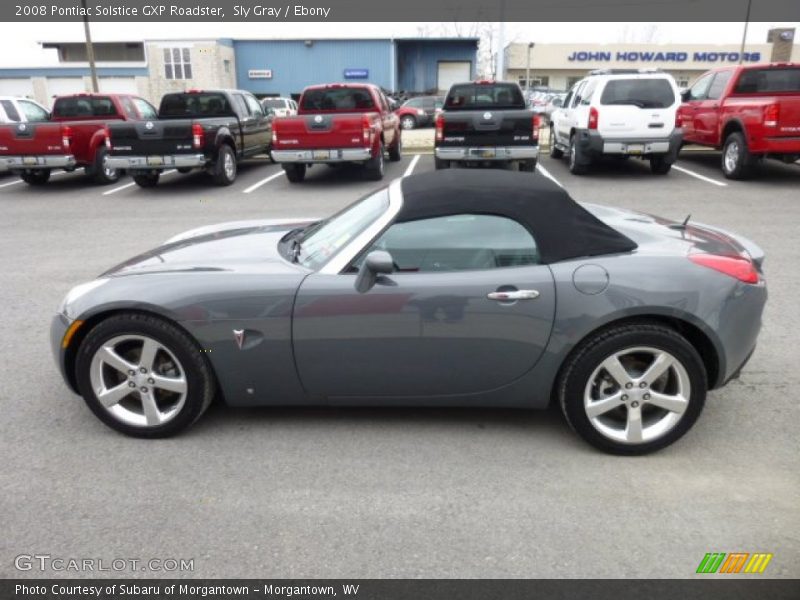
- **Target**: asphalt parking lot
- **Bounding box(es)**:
[1,151,798,579]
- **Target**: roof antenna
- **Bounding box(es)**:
[682,213,691,229]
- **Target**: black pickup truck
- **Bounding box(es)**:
[106,89,273,187]
[434,81,539,172]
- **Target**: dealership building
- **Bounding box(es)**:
[0,37,478,107]
[504,28,798,91]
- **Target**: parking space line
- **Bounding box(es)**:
[243,170,285,193]
[536,163,563,187]
[102,170,177,195]
[672,164,727,187]
[403,154,421,177]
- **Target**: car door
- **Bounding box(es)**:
[243,93,271,154]
[679,72,714,141]
[556,83,582,143]
[693,70,733,145]
[292,213,556,399]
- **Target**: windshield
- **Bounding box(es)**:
[262,98,288,108]
[297,188,390,270]
[600,78,675,109]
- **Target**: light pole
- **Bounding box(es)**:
[738,0,752,65]
[526,42,534,91]
[81,0,98,92]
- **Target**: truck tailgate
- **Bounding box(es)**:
[439,110,535,147]
[0,123,65,155]
[274,113,370,149]
[109,120,195,155]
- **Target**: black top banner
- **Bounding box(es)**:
[4,0,800,22]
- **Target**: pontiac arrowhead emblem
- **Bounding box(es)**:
[233,329,245,350]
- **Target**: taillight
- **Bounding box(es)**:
[532,114,541,141]
[435,113,444,142]
[689,254,759,284]
[192,122,204,149]
[362,115,373,146]
[588,107,599,130]
[61,125,72,150]
[675,109,682,128]
[764,103,779,128]
[104,125,111,150]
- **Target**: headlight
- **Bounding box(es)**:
[58,279,109,317]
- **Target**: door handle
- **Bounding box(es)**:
[487,290,540,301]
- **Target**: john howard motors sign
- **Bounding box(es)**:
[567,50,763,63]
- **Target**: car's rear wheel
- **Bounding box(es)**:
[212,145,237,186]
[364,142,385,180]
[75,313,215,438]
[400,115,417,130]
[549,127,564,159]
[559,322,706,455]
[568,134,588,175]
[722,131,758,180]
[133,172,160,188]
[91,147,121,184]
[283,163,306,183]
[21,169,51,185]
[649,156,671,174]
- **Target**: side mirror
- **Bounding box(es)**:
[354,250,394,293]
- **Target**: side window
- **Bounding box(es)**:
[688,73,714,101]
[359,214,540,273]
[1,100,21,121]
[119,97,138,119]
[707,71,733,100]
[233,94,250,117]
[579,81,597,105]
[244,94,264,118]
[570,82,586,108]
[561,89,574,110]
[379,92,390,113]
[132,98,157,119]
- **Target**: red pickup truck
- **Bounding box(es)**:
[271,83,402,183]
[678,63,800,179]
[0,93,157,185]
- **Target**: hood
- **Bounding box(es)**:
[102,218,317,278]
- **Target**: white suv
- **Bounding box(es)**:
[550,70,683,175]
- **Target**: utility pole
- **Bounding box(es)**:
[526,42,534,90]
[81,0,99,92]
[496,0,506,81]
[738,0,752,64]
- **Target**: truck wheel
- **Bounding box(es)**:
[722,131,758,180]
[434,157,450,170]
[21,169,51,185]
[92,147,120,184]
[519,159,537,172]
[388,136,402,162]
[267,145,276,164]
[650,156,672,175]
[549,127,564,159]
[568,134,589,175]
[212,145,237,186]
[133,172,160,188]
[177,168,193,174]
[364,143,385,181]
[283,164,306,183]
[400,115,417,130]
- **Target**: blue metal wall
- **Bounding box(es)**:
[234,40,393,97]
[396,40,478,93]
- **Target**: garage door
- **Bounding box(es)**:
[0,78,35,98]
[99,77,137,95]
[46,78,87,103]
[437,62,471,93]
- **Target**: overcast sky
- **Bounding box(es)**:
[0,21,797,68]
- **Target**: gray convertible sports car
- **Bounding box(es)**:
[51,170,766,454]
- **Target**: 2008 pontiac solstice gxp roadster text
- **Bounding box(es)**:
[51,170,766,454]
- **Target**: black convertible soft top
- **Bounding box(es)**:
[398,170,637,264]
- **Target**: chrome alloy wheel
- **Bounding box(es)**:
[584,347,690,445]
[223,151,236,180]
[724,140,739,173]
[102,154,118,180]
[89,334,188,427]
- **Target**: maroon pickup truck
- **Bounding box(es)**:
[677,63,800,179]
[0,93,157,185]
[271,83,402,182]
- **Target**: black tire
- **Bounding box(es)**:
[177,167,193,174]
[388,135,402,162]
[212,144,237,186]
[568,134,589,175]
[133,172,160,188]
[434,157,450,170]
[364,142,385,180]
[21,169,51,185]
[549,128,564,159]
[91,146,120,184]
[558,322,707,455]
[283,163,306,183]
[649,156,672,175]
[74,313,216,438]
[267,146,276,164]
[518,159,537,172]
[400,115,417,130]
[721,131,758,180]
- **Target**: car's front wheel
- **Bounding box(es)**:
[75,313,215,438]
[400,115,417,130]
[558,322,706,455]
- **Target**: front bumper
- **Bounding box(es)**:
[106,154,206,170]
[576,128,683,162]
[272,148,373,163]
[434,146,539,161]
[1,155,77,171]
